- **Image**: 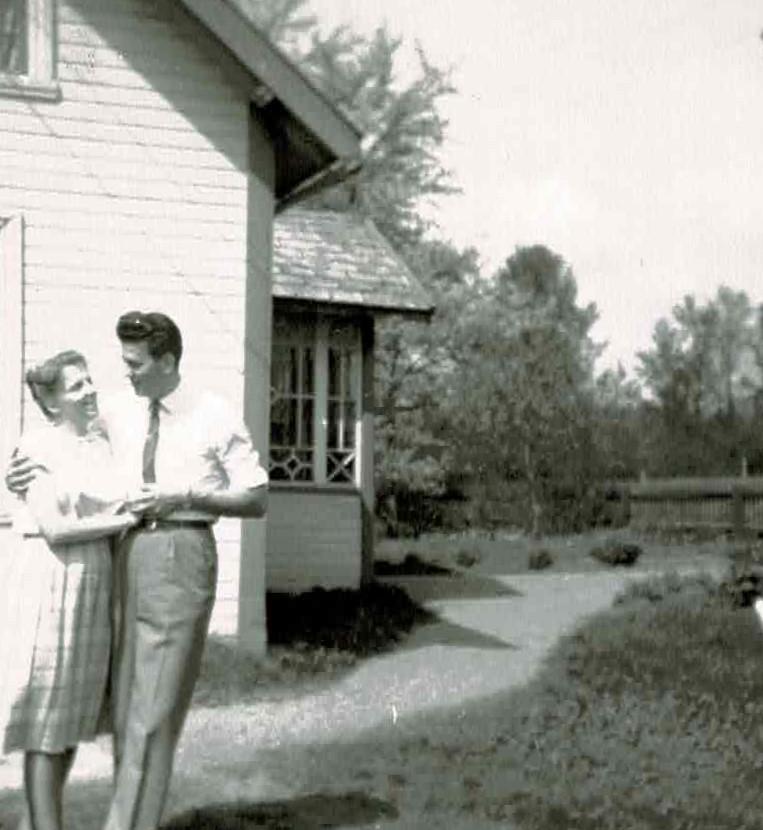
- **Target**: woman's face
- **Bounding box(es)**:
[53,363,99,431]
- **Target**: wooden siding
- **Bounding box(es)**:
[0,0,257,636]
[266,488,362,592]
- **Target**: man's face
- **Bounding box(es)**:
[121,340,169,399]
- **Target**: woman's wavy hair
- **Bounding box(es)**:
[26,350,88,422]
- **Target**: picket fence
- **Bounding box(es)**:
[623,477,763,538]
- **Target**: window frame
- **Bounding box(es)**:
[0,0,59,101]
[0,216,24,521]
[270,313,363,490]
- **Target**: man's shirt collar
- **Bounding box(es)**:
[155,377,186,415]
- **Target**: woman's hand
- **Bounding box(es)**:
[124,485,188,518]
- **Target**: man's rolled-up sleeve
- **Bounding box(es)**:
[215,402,269,491]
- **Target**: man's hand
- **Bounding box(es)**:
[124,485,188,519]
[4,450,41,498]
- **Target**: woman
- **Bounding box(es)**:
[0,350,137,830]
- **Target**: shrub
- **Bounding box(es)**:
[719,542,763,608]
[589,539,642,567]
[528,548,554,571]
[374,553,452,576]
[455,547,481,569]
[266,582,432,653]
[614,570,719,606]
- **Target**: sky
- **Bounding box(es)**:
[308,0,763,371]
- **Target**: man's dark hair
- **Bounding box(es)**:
[116,311,183,366]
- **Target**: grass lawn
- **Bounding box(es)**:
[165,572,763,830]
[162,571,763,828]
[375,527,730,577]
[1,533,759,829]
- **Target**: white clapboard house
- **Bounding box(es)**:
[0,0,431,652]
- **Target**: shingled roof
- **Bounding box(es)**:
[273,210,434,317]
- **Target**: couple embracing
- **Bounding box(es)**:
[0,311,268,830]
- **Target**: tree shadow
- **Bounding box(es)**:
[1,786,398,830]
[162,792,397,829]
[379,573,523,602]
[400,616,517,651]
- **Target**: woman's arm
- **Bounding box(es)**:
[27,473,136,546]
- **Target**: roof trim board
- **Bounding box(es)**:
[177,0,361,163]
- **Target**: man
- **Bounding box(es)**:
[6,311,268,830]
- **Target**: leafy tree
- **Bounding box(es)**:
[238,0,455,249]
[593,365,644,480]
[637,287,763,475]
[374,240,482,534]
[443,246,601,535]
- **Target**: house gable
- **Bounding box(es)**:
[177,0,361,208]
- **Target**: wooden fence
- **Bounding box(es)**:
[623,477,763,538]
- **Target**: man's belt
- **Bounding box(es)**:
[137,516,212,531]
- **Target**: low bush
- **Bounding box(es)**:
[374,553,453,576]
[527,548,554,570]
[590,538,642,566]
[266,582,432,653]
[454,547,481,569]
[720,542,763,608]
[614,570,719,606]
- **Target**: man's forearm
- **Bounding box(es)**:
[188,485,267,519]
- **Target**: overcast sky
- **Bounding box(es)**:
[309,0,763,371]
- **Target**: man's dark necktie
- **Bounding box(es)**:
[142,399,161,484]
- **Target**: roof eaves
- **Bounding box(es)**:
[177,0,361,162]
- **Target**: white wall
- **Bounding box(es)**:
[267,489,362,591]
[0,0,257,636]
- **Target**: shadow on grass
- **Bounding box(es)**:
[162,792,397,829]
[2,786,399,830]
[401,616,516,651]
[194,574,515,708]
[374,553,453,576]
[193,581,439,707]
[378,573,522,602]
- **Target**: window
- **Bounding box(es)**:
[0,0,26,74]
[270,323,315,482]
[0,0,57,99]
[270,314,362,487]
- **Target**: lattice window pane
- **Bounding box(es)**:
[269,448,313,482]
[342,401,356,448]
[303,346,314,395]
[0,0,27,74]
[326,342,359,482]
[327,450,356,483]
[327,400,339,448]
[270,337,315,482]
[301,397,313,446]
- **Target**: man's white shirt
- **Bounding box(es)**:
[100,382,268,521]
